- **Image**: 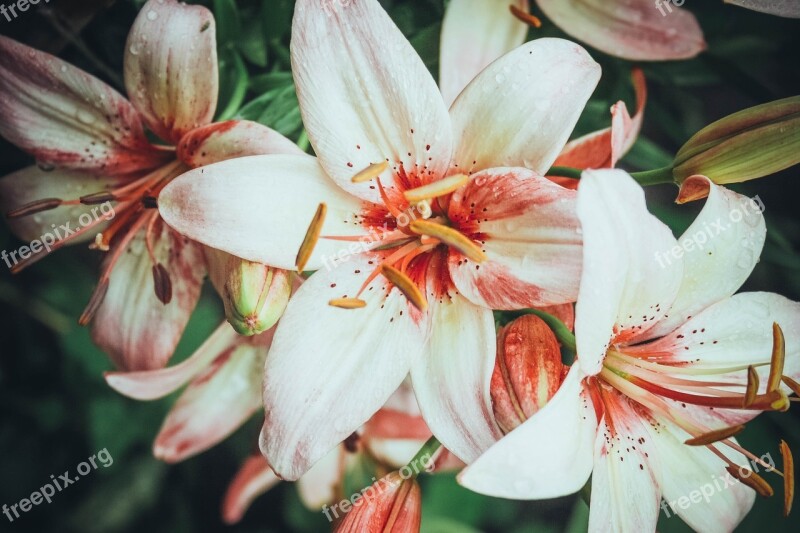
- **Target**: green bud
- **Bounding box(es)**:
[673,96,800,184]
[205,248,291,336]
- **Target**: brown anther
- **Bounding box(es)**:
[329,297,367,309]
[409,219,487,263]
[767,323,786,392]
[781,440,794,517]
[684,425,746,446]
[744,365,759,408]
[726,465,774,497]
[152,263,172,304]
[7,198,62,218]
[343,432,360,453]
[295,203,327,272]
[509,4,542,28]
[78,279,110,326]
[381,264,427,312]
[782,375,800,397]
[80,192,117,205]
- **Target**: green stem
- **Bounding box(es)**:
[405,436,441,477]
[546,165,676,186]
[504,308,576,353]
[547,166,583,180]
[629,165,676,186]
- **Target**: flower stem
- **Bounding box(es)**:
[505,308,577,353]
[547,166,583,180]
[405,436,441,477]
[630,165,676,186]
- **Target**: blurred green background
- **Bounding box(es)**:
[1,0,799,531]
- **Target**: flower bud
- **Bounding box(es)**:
[333,471,421,532]
[205,248,291,335]
[491,314,567,434]
[673,96,800,184]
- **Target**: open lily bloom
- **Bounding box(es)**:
[159,0,602,480]
[0,0,298,370]
[222,382,435,525]
[104,321,274,463]
[460,170,800,532]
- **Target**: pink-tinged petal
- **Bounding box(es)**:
[554,69,647,169]
[410,290,502,464]
[259,256,427,480]
[626,292,800,395]
[91,222,206,370]
[439,0,529,107]
[0,166,121,245]
[645,177,766,339]
[575,169,683,376]
[291,0,453,202]
[154,333,268,462]
[222,454,281,525]
[448,167,582,309]
[104,321,240,400]
[725,0,800,18]
[0,36,168,175]
[333,472,421,533]
[159,154,367,270]
[536,0,706,61]
[450,38,600,174]
[458,366,596,498]
[297,446,345,509]
[176,120,304,168]
[645,416,755,533]
[588,387,660,533]
[363,409,431,441]
[124,0,218,144]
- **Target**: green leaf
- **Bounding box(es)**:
[213,0,242,48]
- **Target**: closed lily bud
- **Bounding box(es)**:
[333,471,421,532]
[491,314,566,434]
[205,248,291,335]
[673,96,800,184]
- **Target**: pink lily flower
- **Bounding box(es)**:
[159,0,602,480]
[222,382,437,525]
[460,170,800,532]
[0,0,299,370]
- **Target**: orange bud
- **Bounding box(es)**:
[490,314,566,434]
[333,472,421,532]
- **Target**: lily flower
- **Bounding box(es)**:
[222,382,437,525]
[159,0,602,480]
[0,0,298,370]
[460,169,800,532]
[103,321,275,463]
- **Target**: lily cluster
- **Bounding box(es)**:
[1,0,799,531]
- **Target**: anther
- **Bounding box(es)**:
[509,4,542,28]
[403,174,469,203]
[6,198,62,218]
[329,297,367,309]
[351,162,389,183]
[381,264,427,312]
[410,219,487,263]
[684,425,745,446]
[296,203,327,272]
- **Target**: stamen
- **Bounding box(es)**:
[782,376,800,396]
[684,425,745,446]
[152,263,172,304]
[351,162,388,183]
[381,264,427,312]
[509,4,542,28]
[296,203,327,272]
[745,365,759,407]
[410,220,487,263]
[403,174,469,203]
[767,323,786,392]
[80,192,117,205]
[781,440,794,516]
[376,178,404,219]
[329,298,367,309]
[771,389,791,412]
[78,279,109,326]
[726,465,774,497]
[7,198,62,218]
